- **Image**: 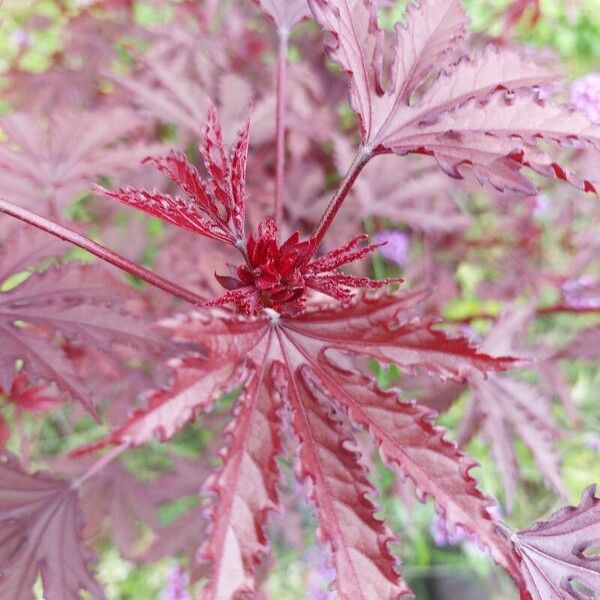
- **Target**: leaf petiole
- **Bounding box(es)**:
[311,147,373,249]
[0,197,208,306]
[274,27,290,230]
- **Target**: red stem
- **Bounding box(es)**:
[311,149,372,248]
[0,197,208,306]
[274,28,289,230]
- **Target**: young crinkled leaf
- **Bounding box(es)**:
[0,456,105,600]
[512,485,600,600]
[308,0,600,193]
[97,104,249,247]
[75,289,523,596]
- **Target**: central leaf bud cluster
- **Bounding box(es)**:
[216,217,316,313]
[213,217,401,316]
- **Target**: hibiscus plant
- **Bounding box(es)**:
[0,1,599,599]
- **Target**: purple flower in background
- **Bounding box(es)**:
[430,512,468,547]
[586,436,600,454]
[562,275,600,308]
[9,30,30,48]
[430,503,502,548]
[373,230,410,268]
[162,563,191,600]
[571,73,600,125]
[533,194,550,218]
[304,549,336,600]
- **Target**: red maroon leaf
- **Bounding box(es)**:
[308,0,469,144]
[304,362,521,581]
[308,0,599,194]
[199,366,282,599]
[277,363,408,598]
[77,290,523,593]
[0,456,105,600]
[512,485,600,600]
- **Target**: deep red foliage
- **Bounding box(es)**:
[1,374,61,414]
[0,1,599,599]
[98,105,248,247]
[73,288,522,596]
[309,0,600,195]
[213,217,401,314]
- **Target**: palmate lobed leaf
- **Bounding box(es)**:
[511,485,600,600]
[0,1,597,599]
[5,5,591,595]
[466,374,565,513]
[0,109,164,216]
[0,227,160,417]
[459,308,567,512]
[75,290,523,596]
[0,455,104,600]
[308,0,600,194]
